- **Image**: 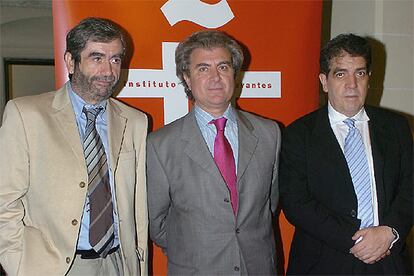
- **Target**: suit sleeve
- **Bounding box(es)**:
[279,122,360,253]
[0,101,29,275]
[134,115,149,276]
[146,137,170,252]
[380,116,413,248]
[270,123,281,214]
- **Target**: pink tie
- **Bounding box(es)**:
[211,118,238,215]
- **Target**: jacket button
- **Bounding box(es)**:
[71,219,78,226]
[79,182,86,188]
[224,198,230,203]
[234,266,240,271]
[235,228,240,234]
[350,210,357,218]
[66,257,71,264]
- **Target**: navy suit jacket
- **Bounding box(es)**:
[280,105,413,275]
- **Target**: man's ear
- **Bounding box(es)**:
[183,73,191,91]
[319,73,329,93]
[64,52,75,75]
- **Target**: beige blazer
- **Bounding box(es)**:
[0,86,148,275]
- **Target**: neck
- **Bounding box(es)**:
[72,88,104,105]
[195,104,229,119]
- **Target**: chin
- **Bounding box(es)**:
[94,89,113,99]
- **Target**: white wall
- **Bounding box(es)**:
[331,0,413,122]
[0,5,54,121]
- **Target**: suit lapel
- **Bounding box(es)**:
[365,107,387,219]
[313,108,348,172]
[51,89,127,175]
[51,86,85,164]
[314,106,389,218]
[236,111,258,182]
[107,99,127,174]
[181,111,225,185]
[312,107,356,196]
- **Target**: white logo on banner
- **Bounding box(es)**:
[117,43,281,124]
[161,0,234,28]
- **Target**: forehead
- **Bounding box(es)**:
[81,38,123,55]
[329,52,367,71]
[189,47,231,64]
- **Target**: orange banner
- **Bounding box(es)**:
[53,1,322,274]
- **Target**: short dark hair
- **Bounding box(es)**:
[175,30,244,100]
[320,33,371,75]
[65,17,126,79]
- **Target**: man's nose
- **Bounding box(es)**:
[346,74,357,88]
[210,67,221,81]
[100,60,113,76]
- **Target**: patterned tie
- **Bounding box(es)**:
[83,107,114,257]
[343,118,373,229]
[211,118,238,215]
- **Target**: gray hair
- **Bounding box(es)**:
[175,30,244,100]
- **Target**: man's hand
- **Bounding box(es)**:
[349,226,394,264]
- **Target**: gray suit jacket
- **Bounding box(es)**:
[147,108,280,275]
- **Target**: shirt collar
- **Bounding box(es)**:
[67,81,107,120]
[327,101,369,125]
[194,104,237,126]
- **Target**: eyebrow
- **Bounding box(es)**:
[88,52,105,58]
[88,52,122,59]
[218,61,232,67]
[332,66,367,74]
[194,60,232,68]
[195,63,210,68]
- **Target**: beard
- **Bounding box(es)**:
[71,68,119,104]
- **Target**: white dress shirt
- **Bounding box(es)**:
[327,102,379,227]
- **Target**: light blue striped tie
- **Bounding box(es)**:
[343,118,373,229]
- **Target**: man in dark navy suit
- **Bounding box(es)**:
[280,33,412,275]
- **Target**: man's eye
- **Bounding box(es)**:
[111,57,121,64]
[219,65,229,71]
[356,71,366,77]
[93,57,102,62]
[335,72,344,78]
[198,67,208,72]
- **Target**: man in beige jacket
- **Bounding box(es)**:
[0,17,148,275]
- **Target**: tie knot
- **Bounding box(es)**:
[344,118,356,129]
[211,117,227,131]
[83,106,103,122]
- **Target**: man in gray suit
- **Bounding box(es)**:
[147,30,280,275]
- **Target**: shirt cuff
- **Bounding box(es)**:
[389,227,400,249]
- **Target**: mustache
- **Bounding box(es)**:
[91,75,116,83]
